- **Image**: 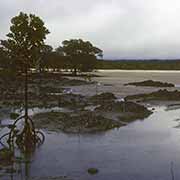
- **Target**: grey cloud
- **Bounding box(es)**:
[1,0,180,59]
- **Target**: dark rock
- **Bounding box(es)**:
[33,111,122,133]
[95,101,152,122]
[125,80,174,87]
[0,71,93,108]
[88,168,99,175]
[125,89,180,101]
[58,94,87,108]
[39,86,64,94]
[60,78,93,86]
[96,101,148,112]
[89,92,117,104]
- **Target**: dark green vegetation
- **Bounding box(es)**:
[97,60,180,70]
[0,12,50,73]
[60,39,103,75]
[0,12,103,77]
[125,80,175,87]
[125,89,180,102]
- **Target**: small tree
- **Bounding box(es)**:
[61,39,103,75]
[0,12,49,152]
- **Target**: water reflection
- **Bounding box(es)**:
[2,106,180,180]
[0,106,49,180]
[0,151,32,180]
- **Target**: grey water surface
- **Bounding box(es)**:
[1,106,180,180]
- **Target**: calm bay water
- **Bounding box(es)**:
[1,106,180,180]
[29,107,180,180]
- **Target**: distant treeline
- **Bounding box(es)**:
[96,60,180,70]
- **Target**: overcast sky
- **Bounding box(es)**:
[1,0,180,59]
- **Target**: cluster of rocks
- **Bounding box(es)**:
[32,92,152,133]
[33,111,122,133]
[88,92,116,104]
[58,94,87,108]
[95,101,152,122]
[125,89,180,102]
[29,73,93,86]
[0,72,93,108]
[0,70,154,134]
[125,80,175,87]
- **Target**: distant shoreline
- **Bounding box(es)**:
[96,60,180,70]
[97,69,180,73]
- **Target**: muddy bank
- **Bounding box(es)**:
[124,80,175,87]
[29,73,94,86]
[33,111,122,133]
[0,72,94,108]
[88,92,116,104]
[95,101,152,122]
[125,89,180,102]
[0,90,88,109]
[32,92,152,133]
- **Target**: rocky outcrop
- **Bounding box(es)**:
[0,72,93,108]
[125,89,180,102]
[33,111,122,133]
[95,101,152,122]
[58,94,87,108]
[31,91,153,133]
[125,80,174,87]
[89,92,117,104]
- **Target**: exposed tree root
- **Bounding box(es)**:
[0,115,45,155]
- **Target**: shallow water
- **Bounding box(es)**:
[1,106,180,180]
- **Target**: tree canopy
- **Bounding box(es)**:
[0,13,104,75]
[0,12,50,72]
[61,39,103,74]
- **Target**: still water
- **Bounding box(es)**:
[1,106,180,180]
